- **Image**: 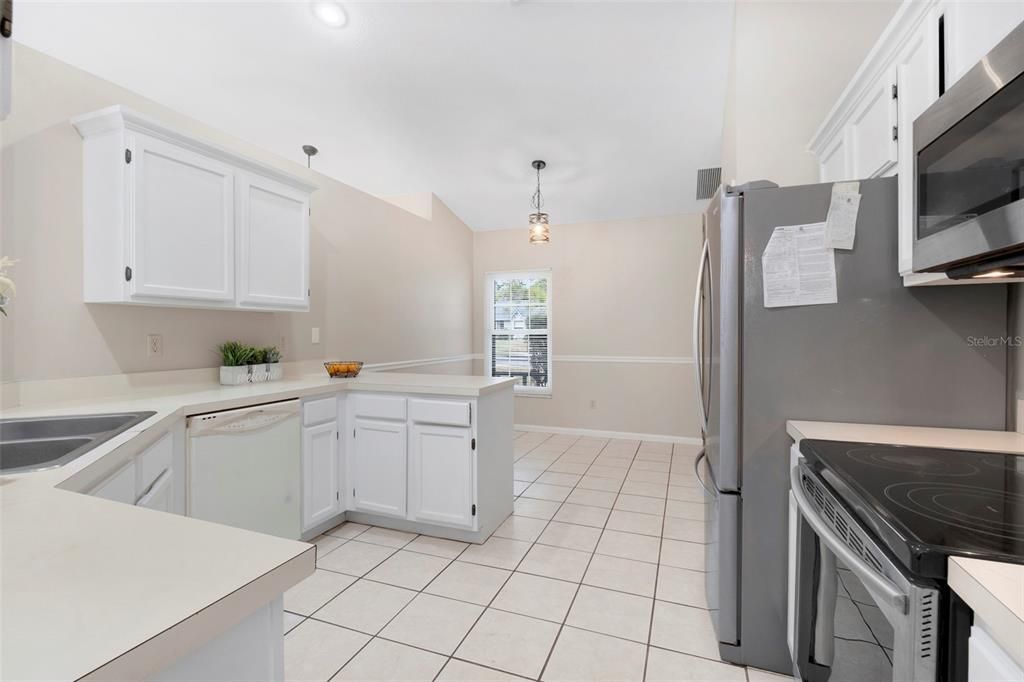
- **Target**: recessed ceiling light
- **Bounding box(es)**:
[312,1,347,28]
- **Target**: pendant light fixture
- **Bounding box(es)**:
[528,160,550,244]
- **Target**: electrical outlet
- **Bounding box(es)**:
[147,334,163,358]
[311,327,320,344]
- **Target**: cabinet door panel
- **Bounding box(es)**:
[818,134,850,183]
[849,79,896,179]
[131,133,234,301]
[408,424,474,529]
[945,2,1024,87]
[237,175,310,310]
[303,422,339,530]
[91,462,137,505]
[897,16,939,275]
[136,469,173,512]
[351,418,406,518]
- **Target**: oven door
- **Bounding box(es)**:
[789,464,940,682]
[912,23,1024,275]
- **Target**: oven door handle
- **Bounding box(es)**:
[790,466,908,614]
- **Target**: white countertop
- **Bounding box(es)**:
[1,371,515,680]
[787,420,1024,455]
[787,420,1024,668]
[948,558,1024,668]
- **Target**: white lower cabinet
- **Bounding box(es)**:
[136,469,174,512]
[968,625,1024,682]
[302,421,339,530]
[350,418,407,518]
[91,461,137,505]
[408,423,475,529]
[88,428,182,514]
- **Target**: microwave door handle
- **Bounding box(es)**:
[790,466,908,614]
[692,239,709,434]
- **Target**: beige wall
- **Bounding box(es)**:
[0,45,473,386]
[723,0,899,186]
[473,216,701,439]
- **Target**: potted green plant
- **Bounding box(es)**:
[248,346,269,383]
[0,256,17,317]
[263,346,283,381]
[218,341,256,385]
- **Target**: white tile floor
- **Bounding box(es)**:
[283,431,791,682]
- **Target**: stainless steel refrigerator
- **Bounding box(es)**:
[694,177,1008,674]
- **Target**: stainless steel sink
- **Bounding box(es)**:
[0,412,156,474]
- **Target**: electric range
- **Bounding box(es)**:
[789,439,1024,682]
[800,439,1024,578]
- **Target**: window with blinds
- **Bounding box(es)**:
[485,271,551,395]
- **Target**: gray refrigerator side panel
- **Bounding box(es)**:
[736,177,1008,674]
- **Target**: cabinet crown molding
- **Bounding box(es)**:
[807,0,938,154]
[71,105,318,194]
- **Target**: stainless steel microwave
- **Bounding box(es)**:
[913,21,1024,279]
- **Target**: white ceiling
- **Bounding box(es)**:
[15,1,734,230]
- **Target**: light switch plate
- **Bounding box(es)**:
[311,327,320,344]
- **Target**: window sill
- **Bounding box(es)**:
[514,390,552,399]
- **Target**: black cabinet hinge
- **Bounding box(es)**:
[892,126,898,142]
[124,266,133,282]
[891,83,898,99]
[471,438,476,450]
[336,491,339,500]
[471,504,477,516]
[125,149,132,164]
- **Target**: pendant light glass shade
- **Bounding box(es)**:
[528,159,550,244]
[529,212,550,244]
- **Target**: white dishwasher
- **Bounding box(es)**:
[187,399,301,539]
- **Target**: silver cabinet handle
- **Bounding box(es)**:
[693,450,716,497]
[692,239,709,435]
[790,466,907,614]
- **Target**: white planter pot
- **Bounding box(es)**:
[249,363,269,383]
[220,366,250,386]
[268,364,283,381]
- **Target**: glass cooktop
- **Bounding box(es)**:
[799,439,1024,578]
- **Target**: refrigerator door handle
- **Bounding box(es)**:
[694,450,717,497]
[692,239,709,434]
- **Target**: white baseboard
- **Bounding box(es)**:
[514,423,702,445]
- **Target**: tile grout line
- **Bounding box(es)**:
[430,430,574,681]
[536,437,642,681]
[291,434,716,682]
[641,442,676,681]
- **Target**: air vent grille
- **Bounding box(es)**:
[801,473,884,573]
[696,167,722,200]
[919,593,935,659]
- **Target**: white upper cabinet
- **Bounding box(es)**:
[943,1,1024,87]
[809,0,1023,286]
[847,75,897,179]
[237,174,310,310]
[72,106,316,311]
[895,14,940,277]
[131,133,235,302]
